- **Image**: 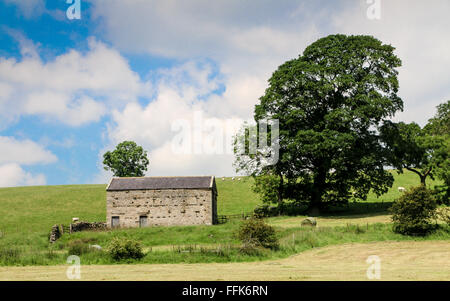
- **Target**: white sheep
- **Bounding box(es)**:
[231,177,235,181]
[89,244,102,250]
[222,177,225,181]
[398,187,406,192]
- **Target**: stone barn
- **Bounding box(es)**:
[106,176,218,228]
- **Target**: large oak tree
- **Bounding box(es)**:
[236,34,403,215]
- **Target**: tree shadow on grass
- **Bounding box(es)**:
[319,202,394,219]
[263,201,394,219]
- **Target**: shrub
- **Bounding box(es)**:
[67,241,91,256]
[107,237,144,260]
[432,185,449,205]
[253,204,277,218]
[390,186,438,235]
[237,218,279,250]
[435,207,450,225]
[238,241,266,256]
[253,202,304,218]
[252,175,281,205]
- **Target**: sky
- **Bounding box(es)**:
[0,0,449,187]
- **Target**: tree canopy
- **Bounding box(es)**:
[424,101,449,204]
[235,34,403,215]
[424,101,449,188]
[103,141,149,177]
[381,101,449,188]
[381,121,435,185]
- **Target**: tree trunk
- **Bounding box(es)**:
[308,167,326,216]
[277,171,283,216]
[406,167,432,186]
[420,175,426,186]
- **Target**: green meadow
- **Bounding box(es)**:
[0,170,447,266]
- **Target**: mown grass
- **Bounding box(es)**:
[3,240,448,281]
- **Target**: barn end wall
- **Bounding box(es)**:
[106,188,216,228]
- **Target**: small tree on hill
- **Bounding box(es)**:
[103,141,149,177]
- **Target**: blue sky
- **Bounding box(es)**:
[0,0,449,187]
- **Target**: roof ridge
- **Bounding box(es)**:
[111,176,213,179]
[107,176,215,191]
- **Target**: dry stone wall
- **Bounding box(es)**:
[49,224,62,243]
[106,188,217,228]
[70,221,106,232]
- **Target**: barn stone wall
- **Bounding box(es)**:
[106,188,217,228]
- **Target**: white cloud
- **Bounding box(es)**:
[91,1,307,57]
[0,136,56,187]
[104,61,240,177]
[4,29,41,59]
[82,1,450,179]
[24,93,106,126]
[4,0,449,183]
[3,0,46,19]
[91,0,320,77]
[0,36,151,128]
[0,136,57,165]
[0,163,46,187]
[4,0,66,20]
[330,0,450,125]
[0,0,438,177]
[92,0,450,127]
[85,1,315,178]
[88,1,323,178]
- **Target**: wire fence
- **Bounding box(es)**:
[62,225,70,234]
[217,212,254,224]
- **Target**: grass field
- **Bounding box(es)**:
[1,241,448,280]
[0,170,448,273]
[0,170,441,235]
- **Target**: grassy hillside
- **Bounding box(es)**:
[0,170,447,267]
[0,170,441,235]
[365,170,441,202]
[215,177,259,214]
[0,184,106,235]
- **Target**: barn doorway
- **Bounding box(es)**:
[111,216,120,228]
[139,216,148,227]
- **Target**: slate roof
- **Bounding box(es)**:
[106,176,215,191]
